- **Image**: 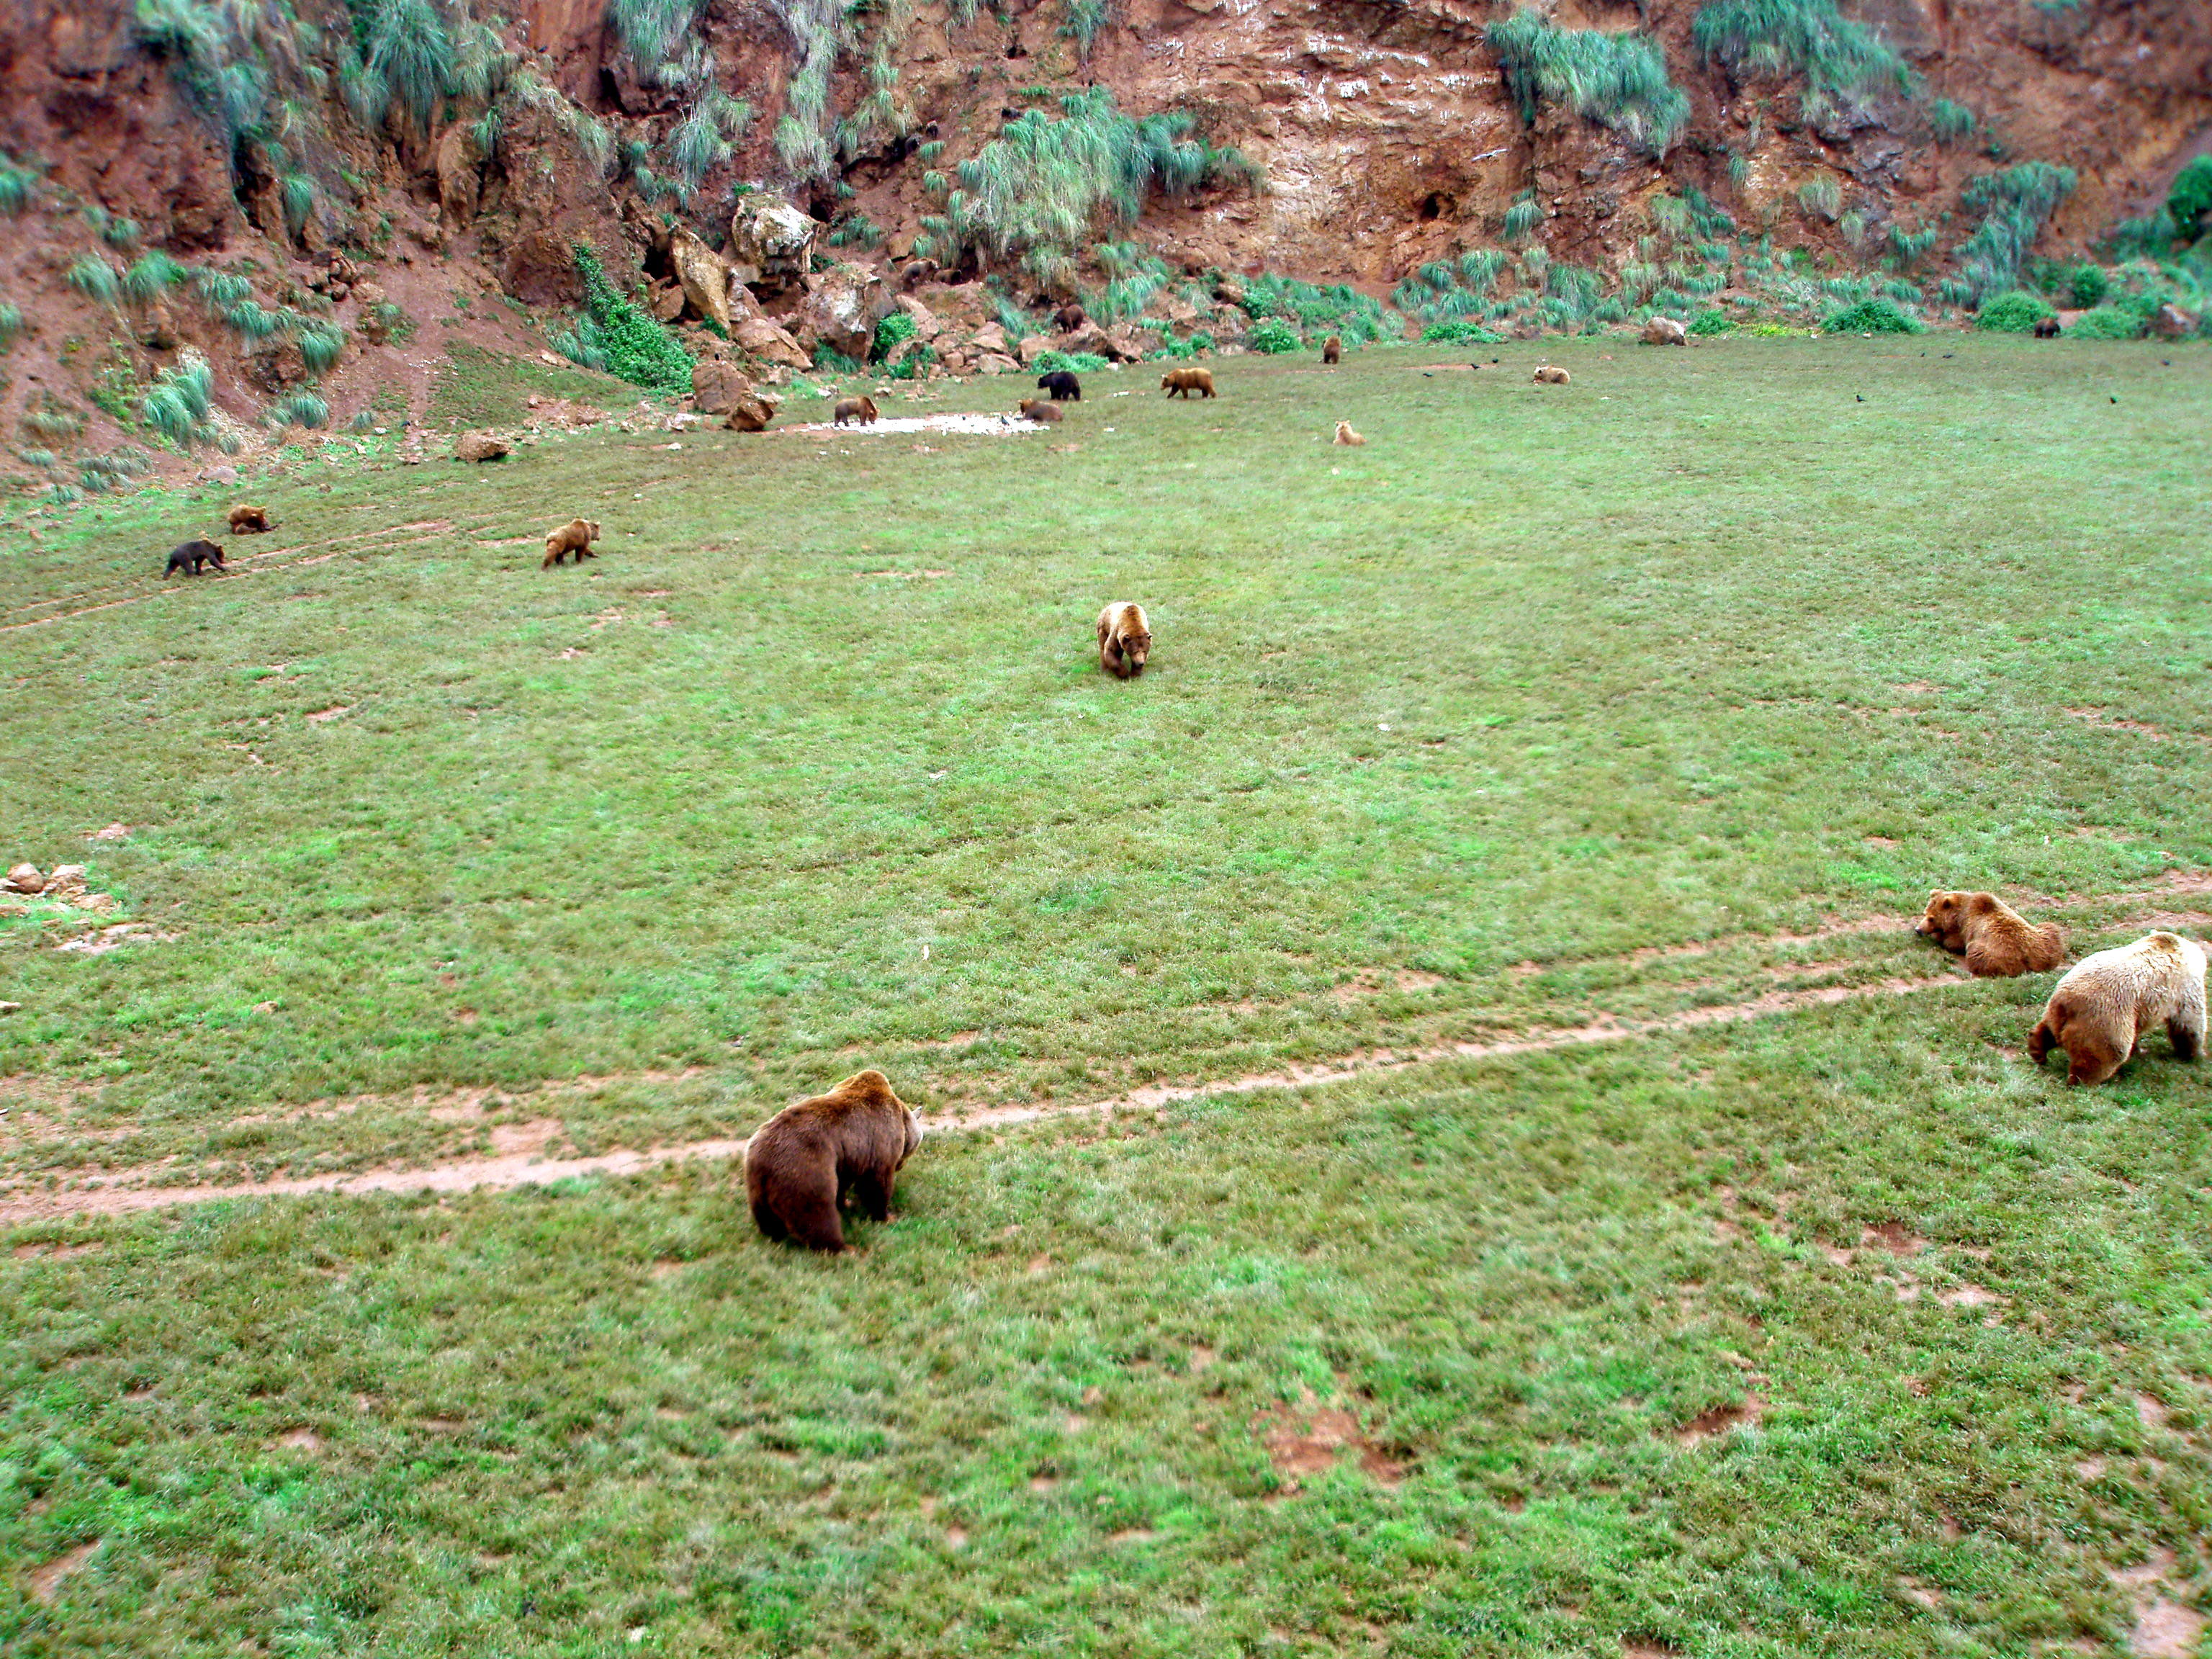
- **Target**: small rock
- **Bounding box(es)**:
[45,865,89,896]
[88,823,130,842]
[454,431,510,463]
[2,863,43,894]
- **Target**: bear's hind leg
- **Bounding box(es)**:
[2167,1012,2203,1061]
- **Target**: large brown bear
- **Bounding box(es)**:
[1017,398,1064,423]
[2028,931,2206,1086]
[1162,367,1215,398]
[745,1069,924,1251]
[228,504,273,533]
[1097,601,1151,678]
[1642,317,1688,346]
[833,395,879,427]
[1914,890,2066,977]
[543,518,601,567]
[1532,366,1570,385]
[1321,335,1341,364]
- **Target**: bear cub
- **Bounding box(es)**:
[2028,931,2207,1087]
[745,1069,924,1251]
[1914,889,2065,977]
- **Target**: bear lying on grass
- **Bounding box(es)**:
[2028,931,2206,1086]
[1914,890,2065,977]
[745,1069,924,1251]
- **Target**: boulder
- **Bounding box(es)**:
[896,295,943,341]
[794,264,893,360]
[976,352,1020,374]
[648,284,685,323]
[1058,321,1122,358]
[671,229,733,331]
[2151,302,2197,339]
[1642,316,1689,346]
[884,335,932,372]
[435,121,482,225]
[732,315,812,370]
[729,197,819,289]
[503,229,585,307]
[455,431,510,462]
[2,863,43,894]
[691,359,757,416]
[971,321,1010,356]
[1017,334,1053,366]
[45,865,88,898]
[724,393,778,432]
[1103,328,1148,362]
[243,339,310,392]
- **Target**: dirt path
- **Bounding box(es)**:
[0,974,1957,1223]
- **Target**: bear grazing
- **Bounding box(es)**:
[1532,366,1570,385]
[163,539,226,577]
[1036,369,1082,401]
[542,518,601,568]
[227,504,273,534]
[1321,335,1341,364]
[1017,397,1064,423]
[1915,890,2066,977]
[1334,421,1364,446]
[745,1069,924,1251]
[2028,931,2207,1086]
[2033,316,2062,338]
[832,395,879,427]
[1097,601,1151,678]
[1161,367,1215,398]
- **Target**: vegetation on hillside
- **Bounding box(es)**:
[1486,11,1689,157]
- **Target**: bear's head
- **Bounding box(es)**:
[1915,889,1988,952]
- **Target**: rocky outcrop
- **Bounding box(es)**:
[791,264,893,360]
[729,197,819,289]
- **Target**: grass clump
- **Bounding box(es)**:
[65,256,123,307]
[192,267,254,307]
[1063,0,1112,57]
[1486,11,1688,157]
[1688,307,1735,334]
[1692,0,1913,120]
[1823,296,1923,333]
[1948,163,2077,306]
[0,303,21,350]
[572,243,693,392]
[1974,290,2055,332]
[609,0,705,77]
[121,251,188,305]
[872,310,917,361]
[0,151,40,214]
[1247,317,1300,354]
[140,350,217,446]
[267,389,330,429]
[1421,319,1508,345]
[282,172,316,236]
[1796,176,1843,220]
[222,299,289,341]
[1239,274,1391,345]
[1031,349,1110,375]
[297,323,347,374]
[917,89,1259,288]
[1928,97,1974,143]
[668,87,749,190]
[2064,263,2109,309]
[2167,155,2212,247]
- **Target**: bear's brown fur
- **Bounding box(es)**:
[1017,398,1064,423]
[542,518,601,568]
[228,504,273,534]
[1532,366,1570,385]
[2033,316,2062,339]
[1321,335,1341,364]
[833,395,879,427]
[1162,367,1215,398]
[2028,931,2207,1086]
[745,1069,924,1251]
[1641,317,1688,346]
[1097,601,1151,678]
[1915,890,2066,977]
[1333,421,1364,446]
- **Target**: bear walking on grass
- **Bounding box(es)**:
[745,1069,924,1252]
[1161,367,1215,398]
[1097,601,1151,678]
[163,539,225,577]
[1914,890,2065,977]
[543,518,600,567]
[2028,931,2206,1086]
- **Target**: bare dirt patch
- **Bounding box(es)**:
[27,1541,98,1604]
[2130,1600,2207,1658]
[1676,1395,1764,1446]
[2063,708,2182,742]
[1254,1388,1405,1490]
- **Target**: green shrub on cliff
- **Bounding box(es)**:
[1692,0,1914,119]
[572,243,693,392]
[1486,11,1688,157]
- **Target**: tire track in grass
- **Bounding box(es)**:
[4,876,2205,1222]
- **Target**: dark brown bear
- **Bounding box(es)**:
[745,1069,924,1252]
[1036,369,1082,401]
[833,395,879,427]
[228,504,273,533]
[1161,367,1215,398]
[2033,316,2062,339]
[163,539,226,577]
[1321,335,1341,364]
[1914,889,2066,977]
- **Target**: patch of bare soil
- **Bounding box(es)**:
[27,1542,98,1604]
[1675,1395,1765,1446]
[2064,708,2188,742]
[1253,1388,1405,1491]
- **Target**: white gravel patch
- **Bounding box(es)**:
[786,412,1051,437]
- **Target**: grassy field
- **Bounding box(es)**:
[4,338,2211,1655]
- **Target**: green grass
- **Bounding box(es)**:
[426,342,634,428]
[5,342,2212,1654]
[1486,10,1689,158]
[1692,0,1915,118]
[572,243,693,392]
[63,256,122,307]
